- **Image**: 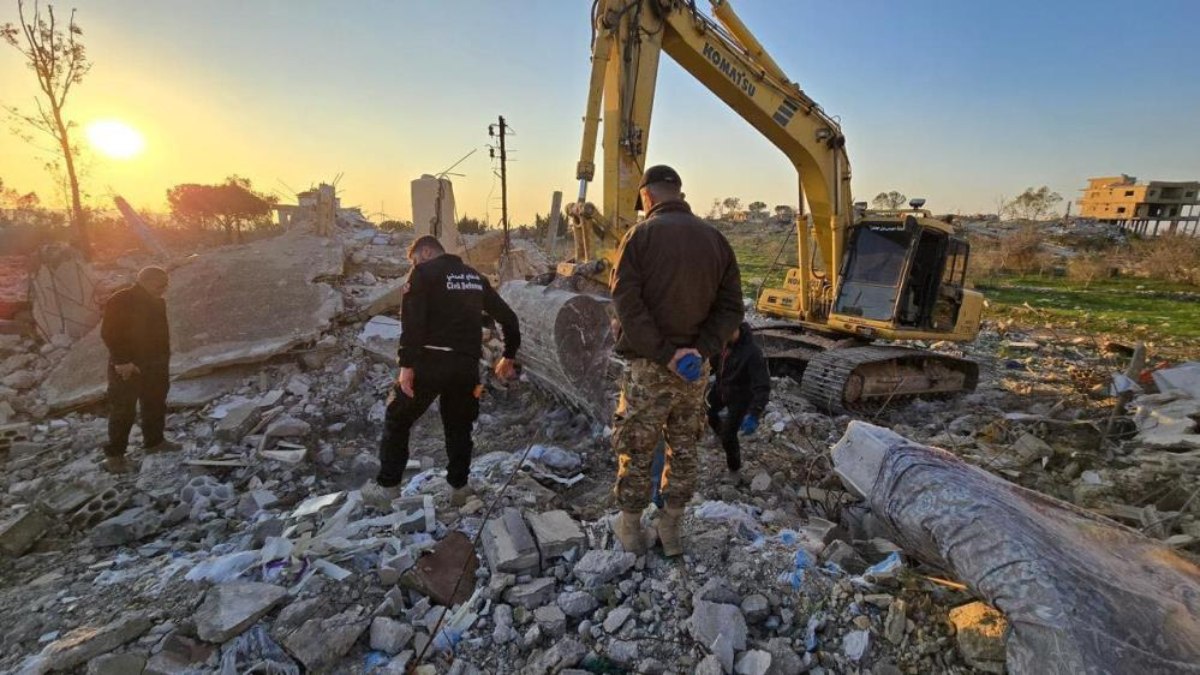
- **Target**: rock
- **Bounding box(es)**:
[87,652,146,675]
[26,613,152,673]
[688,600,747,668]
[606,639,639,666]
[194,582,288,643]
[92,506,162,548]
[842,629,870,662]
[818,540,868,574]
[215,403,260,441]
[266,416,310,437]
[948,601,1007,673]
[695,576,742,605]
[885,599,906,645]
[370,617,414,655]
[534,605,567,638]
[750,471,772,492]
[0,507,49,557]
[143,630,214,674]
[573,550,636,587]
[281,607,369,672]
[736,650,772,675]
[556,590,599,619]
[603,606,633,633]
[3,369,38,390]
[696,654,725,675]
[505,578,557,609]
[763,637,803,675]
[523,637,587,674]
[740,594,770,624]
[525,510,586,562]
[481,507,540,575]
[379,649,414,674]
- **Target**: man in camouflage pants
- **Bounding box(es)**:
[610,165,743,556]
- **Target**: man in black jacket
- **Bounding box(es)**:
[609,165,744,556]
[367,236,521,508]
[100,266,180,474]
[707,321,771,474]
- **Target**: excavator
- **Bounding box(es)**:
[501,0,983,415]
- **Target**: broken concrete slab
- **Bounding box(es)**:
[1131,393,1200,450]
[832,420,1200,675]
[481,507,540,575]
[30,243,100,341]
[194,582,288,643]
[215,403,261,442]
[504,578,557,609]
[167,368,249,409]
[524,509,586,563]
[573,550,636,588]
[688,600,747,666]
[91,506,162,548]
[281,607,368,673]
[369,617,414,655]
[0,507,50,557]
[41,229,344,411]
[22,613,151,674]
[0,422,32,454]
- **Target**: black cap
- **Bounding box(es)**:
[639,164,682,189]
[635,165,682,211]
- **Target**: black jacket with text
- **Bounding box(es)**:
[101,283,170,366]
[397,254,521,367]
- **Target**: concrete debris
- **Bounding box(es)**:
[0,507,49,557]
[21,614,151,674]
[280,607,368,673]
[194,582,288,643]
[370,616,414,655]
[481,507,540,576]
[524,509,586,562]
[573,549,636,588]
[91,506,161,548]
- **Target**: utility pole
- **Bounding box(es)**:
[489,116,510,254]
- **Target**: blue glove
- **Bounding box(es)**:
[675,353,702,382]
[739,414,759,435]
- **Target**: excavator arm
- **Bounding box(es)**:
[569,0,853,320]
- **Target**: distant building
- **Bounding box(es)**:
[1077,175,1200,236]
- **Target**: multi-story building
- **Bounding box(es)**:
[1077,175,1200,236]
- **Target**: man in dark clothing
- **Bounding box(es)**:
[609,164,744,556]
[100,266,180,474]
[367,235,521,508]
[707,321,771,473]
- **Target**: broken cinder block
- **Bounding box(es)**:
[0,507,50,557]
[215,403,260,442]
[525,509,586,563]
[481,507,540,575]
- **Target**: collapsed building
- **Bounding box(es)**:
[0,210,1199,674]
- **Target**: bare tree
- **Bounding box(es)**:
[3,1,92,257]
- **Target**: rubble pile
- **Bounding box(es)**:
[1,224,1198,673]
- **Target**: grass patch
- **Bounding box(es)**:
[978,276,1200,342]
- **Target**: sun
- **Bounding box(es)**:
[85,119,145,159]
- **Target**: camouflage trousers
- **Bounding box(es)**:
[612,358,709,511]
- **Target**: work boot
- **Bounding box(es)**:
[102,455,134,475]
[362,482,401,510]
[657,506,686,557]
[613,510,646,555]
[450,485,476,508]
[144,438,183,454]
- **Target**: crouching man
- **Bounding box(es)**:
[366,236,520,508]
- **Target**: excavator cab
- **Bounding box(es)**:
[833,215,969,334]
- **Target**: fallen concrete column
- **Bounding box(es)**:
[499,281,614,421]
[832,421,1200,675]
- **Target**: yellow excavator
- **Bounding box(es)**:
[503,0,982,414]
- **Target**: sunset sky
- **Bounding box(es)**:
[3,0,1200,225]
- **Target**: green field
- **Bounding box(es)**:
[976,275,1200,344]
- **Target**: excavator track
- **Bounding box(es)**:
[799,345,979,415]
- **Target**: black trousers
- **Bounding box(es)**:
[377,351,480,489]
[106,361,170,457]
[706,385,749,472]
